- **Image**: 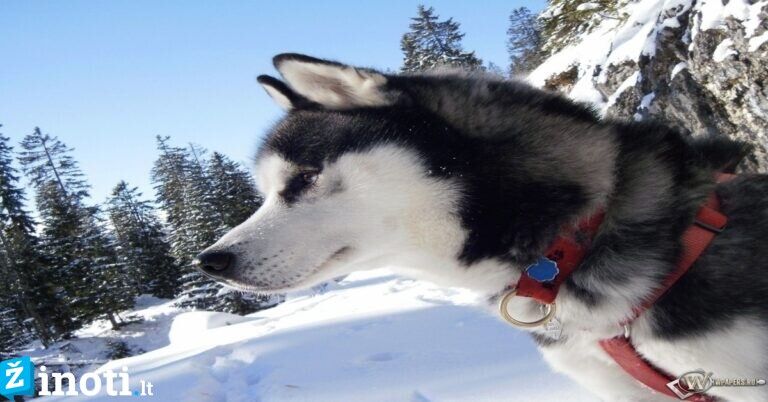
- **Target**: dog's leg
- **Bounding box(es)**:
[539,338,668,402]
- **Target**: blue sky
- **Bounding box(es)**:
[1,0,545,204]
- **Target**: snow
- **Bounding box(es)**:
[19,296,186,373]
[528,0,692,111]
[167,312,258,346]
[43,270,596,401]
[748,31,768,52]
[634,92,656,120]
[576,3,601,11]
[743,1,768,37]
[713,38,737,62]
[698,0,767,37]
[604,71,641,113]
[670,62,688,79]
[529,0,766,113]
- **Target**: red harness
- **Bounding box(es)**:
[509,174,733,401]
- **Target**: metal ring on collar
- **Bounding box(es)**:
[499,288,556,328]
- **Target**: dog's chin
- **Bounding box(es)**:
[222,246,353,294]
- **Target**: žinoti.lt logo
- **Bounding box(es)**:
[1,356,155,398]
[0,356,35,400]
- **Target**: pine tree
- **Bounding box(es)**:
[107,181,181,299]
[204,152,272,314]
[485,62,506,77]
[401,5,483,72]
[83,211,136,328]
[152,137,274,314]
[19,128,133,329]
[152,138,220,309]
[174,143,223,309]
[507,7,544,75]
[151,136,193,262]
[207,152,263,228]
[185,144,225,246]
[0,129,71,347]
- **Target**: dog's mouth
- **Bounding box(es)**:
[296,245,352,282]
[325,246,351,263]
[220,246,353,293]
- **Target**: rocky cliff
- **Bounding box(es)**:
[528,0,768,171]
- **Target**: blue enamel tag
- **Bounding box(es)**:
[525,257,560,282]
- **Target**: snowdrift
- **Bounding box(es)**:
[48,270,595,401]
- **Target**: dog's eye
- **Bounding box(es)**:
[280,169,320,203]
[300,170,319,186]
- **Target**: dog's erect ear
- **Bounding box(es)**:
[257,75,313,111]
[272,53,396,110]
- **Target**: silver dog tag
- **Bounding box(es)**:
[544,318,563,340]
[540,305,562,340]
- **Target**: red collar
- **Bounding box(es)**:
[514,210,605,305]
[500,173,734,402]
[507,173,733,311]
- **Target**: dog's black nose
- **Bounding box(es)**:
[196,251,233,275]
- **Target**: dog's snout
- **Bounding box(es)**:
[196,251,234,275]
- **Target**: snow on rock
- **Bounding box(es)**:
[47,270,595,402]
[712,38,737,62]
[749,31,768,51]
[604,71,641,113]
[670,62,688,79]
[697,0,767,36]
[531,0,768,172]
[634,92,657,120]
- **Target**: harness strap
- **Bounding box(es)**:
[599,173,734,401]
[599,337,715,402]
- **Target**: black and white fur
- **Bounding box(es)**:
[199,54,768,401]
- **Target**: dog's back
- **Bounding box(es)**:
[653,174,768,337]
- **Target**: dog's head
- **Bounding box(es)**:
[196,54,470,293]
[196,54,610,294]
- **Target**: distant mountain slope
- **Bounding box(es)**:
[528,0,768,171]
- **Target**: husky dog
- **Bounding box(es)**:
[197,54,768,401]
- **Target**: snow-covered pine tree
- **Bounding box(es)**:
[0,129,65,346]
[401,5,483,72]
[151,136,194,262]
[0,299,30,353]
[19,128,134,329]
[84,210,137,328]
[152,138,275,314]
[174,143,224,309]
[107,181,182,299]
[205,151,274,314]
[152,138,221,309]
[507,7,544,76]
[206,152,263,228]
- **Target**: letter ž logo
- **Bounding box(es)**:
[0,356,35,399]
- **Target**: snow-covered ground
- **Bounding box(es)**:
[36,270,596,401]
[20,295,185,374]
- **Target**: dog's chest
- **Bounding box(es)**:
[542,316,768,401]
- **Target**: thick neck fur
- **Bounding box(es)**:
[397,75,734,333]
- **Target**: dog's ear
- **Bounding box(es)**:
[272,53,396,110]
[257,75,315,111]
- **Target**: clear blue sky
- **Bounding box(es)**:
[1,0,545,204]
